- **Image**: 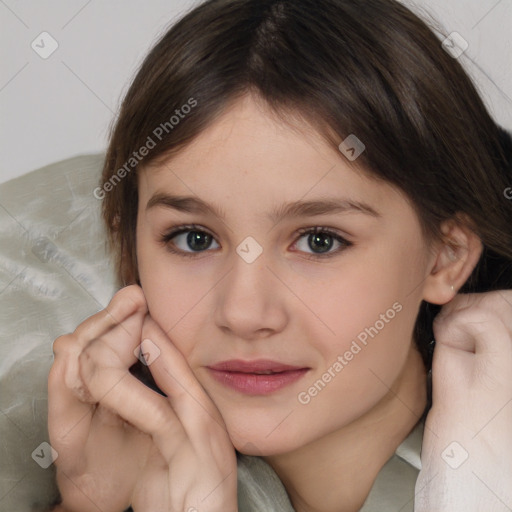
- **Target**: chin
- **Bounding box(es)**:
[223,414,309,457]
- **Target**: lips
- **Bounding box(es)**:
[207,359,310,395]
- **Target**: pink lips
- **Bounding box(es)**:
[207,359,309,395]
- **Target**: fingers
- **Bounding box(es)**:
[48,285,148,465]
[79,314,144,371]
[77,313,230,464]
[141,317,229,444]
[78,352,186,461]
[48,336,93,471]
[434,291,512,355]
[49,284,231,477]
[51,284,148,400]
[73,284,148,348]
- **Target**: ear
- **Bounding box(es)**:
[422,216,483,305]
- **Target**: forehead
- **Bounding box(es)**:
[138,94,406,217]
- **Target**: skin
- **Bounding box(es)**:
[49,290,238,512]
[133,93,474,511]
[49,93,512,512]
[416,291,512,511]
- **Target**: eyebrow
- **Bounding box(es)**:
[146,193,380,222]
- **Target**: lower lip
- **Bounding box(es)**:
[207,368,309,395]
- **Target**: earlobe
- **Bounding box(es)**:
[422,219,483,305]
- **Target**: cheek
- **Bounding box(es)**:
[285,240,424,356]
[287,238,425,411]
[293,298,419,436]
[136,232,216,357]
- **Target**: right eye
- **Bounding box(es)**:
[160,224,220,258]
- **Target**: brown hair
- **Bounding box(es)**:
[100,0,512,371]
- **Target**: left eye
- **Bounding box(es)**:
[293,227,351,258]
[160,225,351,258]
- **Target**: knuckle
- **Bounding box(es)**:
[77,348,95,380]
[78,340,106,381]
[150,401,176,434]
[79,339,103,371]
[77,340,124,397]
[82,336,121,368]
[52,334,74,357]
[77,349,101,400]
[73,286,147,341]
[124,284,147,307]
[434,292,509,338]
[72,309,105,338]
[110,284,147,313]
[109,286,127,308]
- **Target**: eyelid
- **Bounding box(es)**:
[292,226,352,259]
[162,223,214,239]
[159,224,352,259]
[159,223,218,259]
[295,225,351,241]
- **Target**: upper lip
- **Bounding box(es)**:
[208,359,308,373]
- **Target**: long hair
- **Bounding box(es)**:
[99,0,512,372]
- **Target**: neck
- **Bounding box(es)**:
[263,346,427,512]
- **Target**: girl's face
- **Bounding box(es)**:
[136,94,431,455]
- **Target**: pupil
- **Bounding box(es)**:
[187,231,211,251]
[309,233,332,253]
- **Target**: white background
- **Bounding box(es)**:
[0,0,511,184]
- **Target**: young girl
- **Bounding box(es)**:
[47,0,512,510]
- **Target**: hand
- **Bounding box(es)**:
[415,290,512,511]
[48,285,238,512]
[128,314,238,512]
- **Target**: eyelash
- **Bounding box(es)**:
[159,223,353,260]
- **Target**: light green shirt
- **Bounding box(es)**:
[237,421,423,512]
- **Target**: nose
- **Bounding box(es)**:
[213,246,289,341]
